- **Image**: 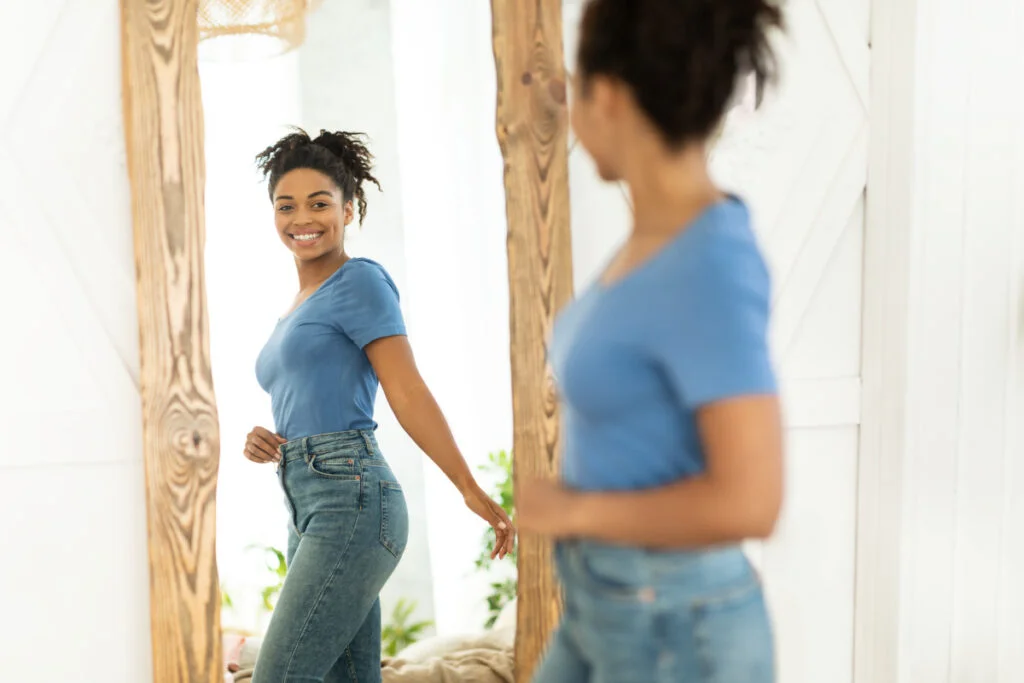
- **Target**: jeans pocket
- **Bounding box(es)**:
[691,581,774,683]
[379,481,409,559]
[573,544,646,601]
[307,451,362,480]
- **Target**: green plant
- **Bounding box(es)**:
[381,598,433,657]
[483,578,517,628]
[221,583,234,610]
[475,450,517,628]
[248,544,288,612]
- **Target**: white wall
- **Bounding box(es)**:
[860,0,1024,681]
[0,0,152,681]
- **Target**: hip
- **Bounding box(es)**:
[555,541,774,680]
[277,430,402,514]
[555,540,761,604]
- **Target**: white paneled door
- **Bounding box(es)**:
[0,1,152,681]
[563,1,869,682]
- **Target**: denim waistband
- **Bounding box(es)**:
[558,539,749,575]
[280,429,380,464]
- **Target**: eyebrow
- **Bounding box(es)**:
[274,190,333,202]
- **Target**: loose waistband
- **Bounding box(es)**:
[280,429,380,464]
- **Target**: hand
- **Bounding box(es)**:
[463,484,516,559]
[516,477,583,539]
[244,426,286,464]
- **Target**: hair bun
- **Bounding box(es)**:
[312,130,369,167]
[255,127,381,224]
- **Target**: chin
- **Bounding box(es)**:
[292,250,326,262]
[596,165,621,182]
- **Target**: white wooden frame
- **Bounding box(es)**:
[854,0,919,679]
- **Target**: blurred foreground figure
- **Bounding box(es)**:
[517,1,786,681]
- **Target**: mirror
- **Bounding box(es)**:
[198,2,568,681]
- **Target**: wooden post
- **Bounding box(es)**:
[121,1,222,681]
[491,1,574,680]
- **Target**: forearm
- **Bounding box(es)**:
[573,475,779,550]
[386,382,476,494]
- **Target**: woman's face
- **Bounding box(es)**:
[272,168,354,261]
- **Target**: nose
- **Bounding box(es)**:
[291,207,313,225]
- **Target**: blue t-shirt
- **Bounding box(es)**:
[255,258,406,440]
[549,197,777,492]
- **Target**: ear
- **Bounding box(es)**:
[589,75,623,121]
[342,200,355,226]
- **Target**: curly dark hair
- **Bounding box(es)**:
[576,0,784,147]
[255,128,381,224]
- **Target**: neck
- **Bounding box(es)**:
[623,138,722,236]
[296,249,349,290]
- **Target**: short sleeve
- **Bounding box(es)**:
[331,260,407,349]
[654,236,777,409]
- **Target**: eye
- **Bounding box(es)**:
[312,201,329,209]
[277,205,293,212]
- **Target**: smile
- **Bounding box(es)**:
[289,232,324,244]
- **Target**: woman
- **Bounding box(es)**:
[517,1,785,681]
[244,129,515,683]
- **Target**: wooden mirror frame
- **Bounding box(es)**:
[490,1,574,680]
[121,1,571,681]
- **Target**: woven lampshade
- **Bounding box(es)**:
[197,0,322,59]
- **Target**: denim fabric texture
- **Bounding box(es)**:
[252,430,409,683]
[532,541,775,683]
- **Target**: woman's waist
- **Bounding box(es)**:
[557,539,756,593]
[280,429,382,464]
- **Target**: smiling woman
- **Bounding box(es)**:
[243,128,515,683]
[256,129,378,269]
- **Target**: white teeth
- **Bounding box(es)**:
[294,233,322,242]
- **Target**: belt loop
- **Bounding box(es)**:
[302,436,311,463]
[360,430,374,454]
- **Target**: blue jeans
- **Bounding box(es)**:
[252,430,409,683]
[533,541,774,683]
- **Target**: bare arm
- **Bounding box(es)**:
[365,335,515,557]
[555,396,784,549]
[365,335,474,493]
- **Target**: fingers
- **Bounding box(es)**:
[491,529,506,560]
[489,500,516,559]
[494,528,515,559]
[504,521,516,556]
[244,427,286,464]
[239,444,272,464]
[254,426,287,445]
[253,433,283,460]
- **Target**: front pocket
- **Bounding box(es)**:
[574,545,648,601]
[307,452,361,480]
[379,481,409,559]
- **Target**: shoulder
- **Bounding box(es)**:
[338,257,394,281]
[673,198,771,298]
[333,258,400,296]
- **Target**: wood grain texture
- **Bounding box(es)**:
[121,1,222,681]
[491,1,574,680]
